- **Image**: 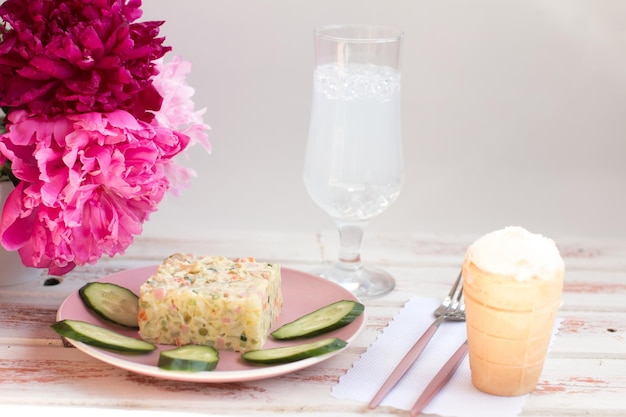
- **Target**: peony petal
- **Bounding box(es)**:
[25,55,77,80]
[78,25,104,55]
[0,183,35,250]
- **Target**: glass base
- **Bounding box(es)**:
[310,264,395,300]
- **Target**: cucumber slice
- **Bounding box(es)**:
[271,300,364,340]
[158,345,220,372]
[79,282,139,328]
[241,337,347,364]
[51,319,156,353]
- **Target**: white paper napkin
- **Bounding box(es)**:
[332,296,562,417]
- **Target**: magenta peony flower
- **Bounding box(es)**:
[0,109,190,275]
[0,0,171,121]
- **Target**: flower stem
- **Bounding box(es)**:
[0,160,19,186]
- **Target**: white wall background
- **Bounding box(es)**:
[140,0,626,240]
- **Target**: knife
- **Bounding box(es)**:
[410,340,468,417]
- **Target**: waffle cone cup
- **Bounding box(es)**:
[462,258,563,396]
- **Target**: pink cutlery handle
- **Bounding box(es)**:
[368,316,444,409]
[410,340,468,417]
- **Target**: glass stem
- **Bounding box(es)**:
[335,221,367,272]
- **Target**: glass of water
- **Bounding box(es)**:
[303,24,404,299]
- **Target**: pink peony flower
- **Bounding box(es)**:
[151,56,211,195]
[0,109,189,275]
[0,0,170,121]
[152,57,211,151]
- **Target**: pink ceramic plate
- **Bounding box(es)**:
[56,266,366,383]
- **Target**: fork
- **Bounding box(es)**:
[368,271,465,409]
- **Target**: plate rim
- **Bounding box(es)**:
[56,265,366,383]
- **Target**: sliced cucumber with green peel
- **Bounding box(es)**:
[158,345,220,372]
[79,282,139,328]
[241,337,347,364]
[51,319,156,353]
[271,300,364,340]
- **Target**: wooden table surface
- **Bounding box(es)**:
[1,231,624,416]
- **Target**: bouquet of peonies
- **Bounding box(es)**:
[0,0,210,275]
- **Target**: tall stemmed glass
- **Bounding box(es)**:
[303,24,404,299]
